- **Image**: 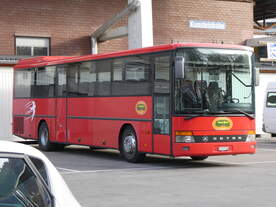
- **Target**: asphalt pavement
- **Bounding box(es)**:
[37,138,276,207]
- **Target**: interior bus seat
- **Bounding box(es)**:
[207,82,223,111]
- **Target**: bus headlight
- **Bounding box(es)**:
[176,136,195,143]
[246,130,256,142]
[175,131,195,143]
[246,134,256,142]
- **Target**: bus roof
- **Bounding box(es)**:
[14,56,73,69]
[14,43,253,69]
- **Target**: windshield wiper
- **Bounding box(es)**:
[183,110,252,120]
[184,111,223,120]
[184,114,203,120]
[225,109,254,119]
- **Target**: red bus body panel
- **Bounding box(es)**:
[13,99,56,140]
[153,135,171,155]
[66,97,153,151]
[13,97,154,153]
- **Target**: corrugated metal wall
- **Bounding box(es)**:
[0,67,13,139]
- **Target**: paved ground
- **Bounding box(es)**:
[36,138,276,207]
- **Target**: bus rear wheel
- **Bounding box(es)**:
[38,122,55,151]
[190,156,208,161]
[120,126,145,163]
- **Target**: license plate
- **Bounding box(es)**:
[218,146,229,152]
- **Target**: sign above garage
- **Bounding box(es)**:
[189,20,226,30]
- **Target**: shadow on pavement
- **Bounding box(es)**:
[34,145,239,170]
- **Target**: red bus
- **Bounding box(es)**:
[13,43,257,162]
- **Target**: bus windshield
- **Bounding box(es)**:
[174,48,254,115]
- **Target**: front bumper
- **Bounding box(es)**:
[173,141,256,157]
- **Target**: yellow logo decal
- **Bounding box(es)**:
[136,101,147,115]
[212,117,233,130]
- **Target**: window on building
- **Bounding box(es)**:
[16,37,50,56]
[255,46,267,62]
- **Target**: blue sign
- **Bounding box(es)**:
[267,43,276,59]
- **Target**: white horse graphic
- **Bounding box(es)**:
[25,101,36,121]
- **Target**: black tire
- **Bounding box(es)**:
[55,143,66,150]
[271,134,276,138]
[38,122,55,151]
[120,126,145,163]
[190,156,208,161]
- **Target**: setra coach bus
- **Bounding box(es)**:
[13,43,257,162]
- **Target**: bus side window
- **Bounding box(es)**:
[154,55,170,93]
[56,65,67,97]
[34,66,55,98]
[96,60,111,96]
[88,61,97,96]
[111,59,124,96]
[79,61,95,96]
[67,64,79,97]
[124,55,151,95]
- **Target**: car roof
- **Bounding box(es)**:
[0,141,45,159]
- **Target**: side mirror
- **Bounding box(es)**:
[254,67,260,86]
[175,56,185,79]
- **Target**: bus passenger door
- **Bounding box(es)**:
[153,95,171,154]
[55,65,68,143]
[153,55,171,155]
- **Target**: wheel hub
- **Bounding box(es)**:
[41,128,48,146]
[123,135,136,153]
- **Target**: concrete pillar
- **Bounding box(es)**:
[128,0,153,49]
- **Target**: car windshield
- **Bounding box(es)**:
[0,157,52,207]
[174,47,254,114]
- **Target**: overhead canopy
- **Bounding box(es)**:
[254,0,276,21]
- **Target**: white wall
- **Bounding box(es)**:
[0,67,13,139]
[255,73,276,135]
[0,66,22,141]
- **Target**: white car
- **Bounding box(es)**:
[263,82,276,137]
[0,141,81,207]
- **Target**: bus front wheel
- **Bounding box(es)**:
[38,122,55,151]
[120,126,145,163]
[190,156,208,161]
